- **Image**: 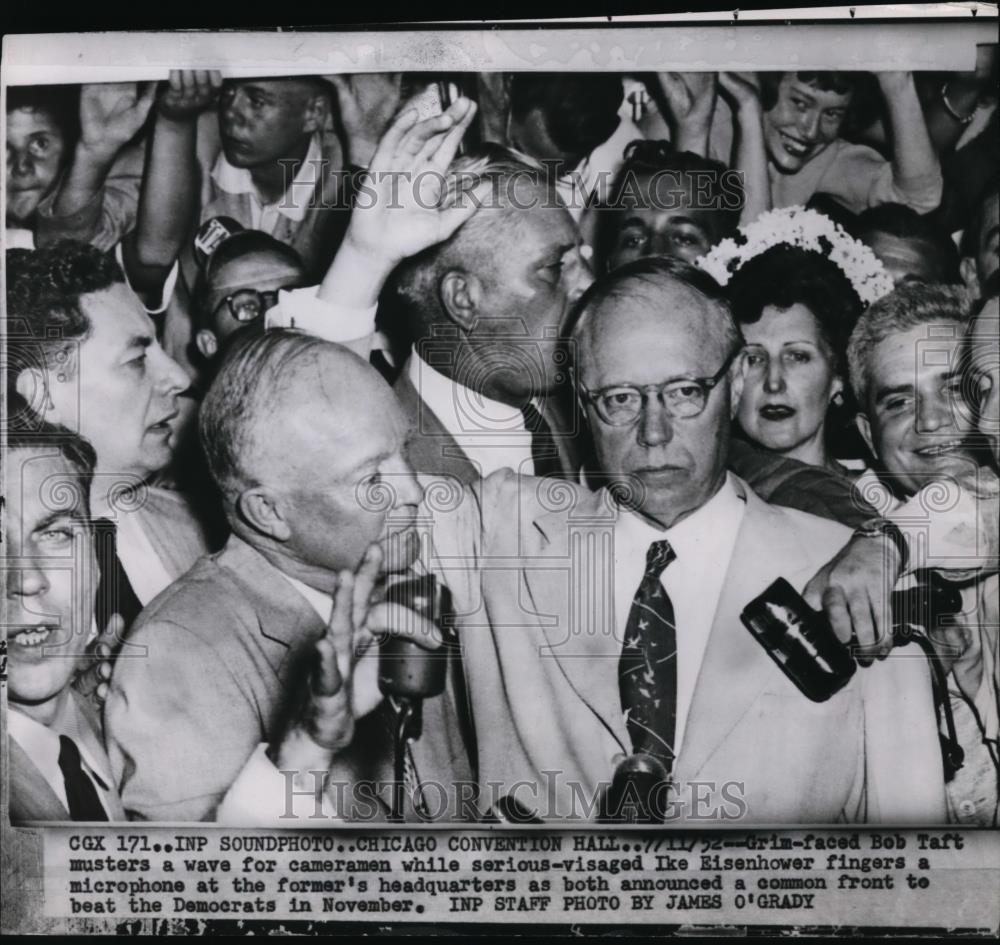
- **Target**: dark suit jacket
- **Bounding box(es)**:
[8,692,125,824]
[105,534,472,822]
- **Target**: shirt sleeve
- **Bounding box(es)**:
[889,477,1000,578]
[267,286,377,360]
[817,140,942,215]
[215,743,340,826]
[34,144,144,251]
[113,242,180,316]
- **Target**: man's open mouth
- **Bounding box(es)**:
[915,440,966,458]
[9,623,58,648]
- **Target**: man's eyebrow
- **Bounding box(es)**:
[619,217,649,230]
[124,334,154,350]
[874,383,913,404]
[666,215,709,230]
[32,509,81,533]
[241,84,274,98]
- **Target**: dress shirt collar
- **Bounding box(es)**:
[279,572,335,623]
[211,133,322,223]
[8,697,112,810]
[614,472,746,560]
[408,351,538,437]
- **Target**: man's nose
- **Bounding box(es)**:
[153,348,191,396]
[391,462,425,510]
[763,358,786,394]
[650,231,673,258]
[7,561,50,599]
[220,89,248,129]
[637,394,674,448]
[916,393,954,433]
[567,251,595,305]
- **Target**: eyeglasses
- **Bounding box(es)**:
[579,348,740,425]
[212,285,299,323]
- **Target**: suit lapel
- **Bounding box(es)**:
[217,537,328,672]
[7,737,70,823]
[675,484,814,781]
[395,366,480,485]
[523,484,627,746]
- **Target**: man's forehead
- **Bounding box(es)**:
[873,324,963,377]
[8,448,82,514]
[7,107,61,137]
[582,284,721,367]
[79,285,155,348]
[211,253,303,291]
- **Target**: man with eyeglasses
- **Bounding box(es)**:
[403,254,943,822]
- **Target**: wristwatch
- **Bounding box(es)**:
[852,517,910,573]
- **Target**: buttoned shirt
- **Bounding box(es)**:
[408,352,545,478]
[8,697,115,819]
[612,474,746,755]
[210,134,323,236]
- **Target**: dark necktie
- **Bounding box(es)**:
[57,735,109,821]
[521,401,565,479]
[619,540,678,771]
[93,518,143,632]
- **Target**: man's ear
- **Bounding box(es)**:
[14,367,53,420]
[237,487,291,542]
[960,256,980,293]
[195,329,219,361]
[439,269,482,333]
[728,351,747,418]
[855,411,877,460]
[301,91,330,136]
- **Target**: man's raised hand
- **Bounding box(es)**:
[157,69,222,123]
[269,544,441,776]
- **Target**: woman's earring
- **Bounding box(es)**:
[831,391,845,407]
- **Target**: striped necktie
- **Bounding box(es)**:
[619,539,678,772]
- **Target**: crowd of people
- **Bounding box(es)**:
[5,65,998,825]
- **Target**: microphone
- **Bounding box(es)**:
[379,574,449,701]
[378,574,451,821]
[600,752,670,824]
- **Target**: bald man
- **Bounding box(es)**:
[104,331,468,822]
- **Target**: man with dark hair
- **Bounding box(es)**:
[6,240,211,640]
[753,71,942,214]
[192,224,308,363]
[855,203,962,285]
[208,76,344,278]
[597,140,743,271]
